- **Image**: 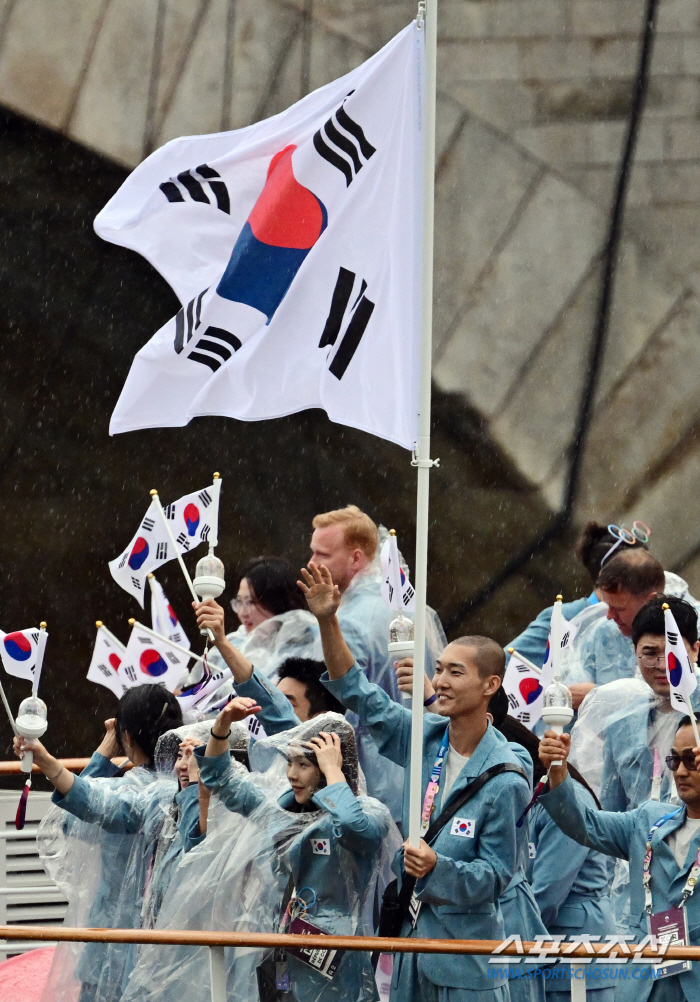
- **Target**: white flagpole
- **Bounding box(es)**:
[408,0,438,847]
[149,488,215,641]
[32,623,48,697]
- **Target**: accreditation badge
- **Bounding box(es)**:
[648,905,692,978]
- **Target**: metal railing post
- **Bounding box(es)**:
[209,945,227,1002]
[570,963,587,1002]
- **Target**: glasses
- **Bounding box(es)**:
[638,653,665,669]
[231,597,257,613]
[665,753,698,772]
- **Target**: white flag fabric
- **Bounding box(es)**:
[109,480,221,606]
[118,623,191,693]
[665,605,698,707]
[503,652,543,730]
[87,627,127,699]
[380,535,416,612]
[177,666,232,713]
[95,24,423,450]
[0,628,42,683]
[542,601,577,689]
[150,575,190,650]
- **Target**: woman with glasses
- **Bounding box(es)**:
[207,556,317,682]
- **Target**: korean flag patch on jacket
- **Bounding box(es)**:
[450,818,475,838]
[311,838,331,855]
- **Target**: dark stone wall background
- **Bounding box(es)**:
[0,106,586,782]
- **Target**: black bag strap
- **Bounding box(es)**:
[424,762,529,845]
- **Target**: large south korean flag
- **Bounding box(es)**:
[96,24,423,450]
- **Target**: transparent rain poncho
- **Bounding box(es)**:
[207,608,319,682]
[121,713,399,1002]
[560,572,699,686]
[142,720,251,929]
[38,761,178,1002]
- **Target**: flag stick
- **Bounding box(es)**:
[127,620,205,665]
[507,647,542,675]
[209,473,221,550]
[682,695,700,748]
[149,489,215,641]
[408,0,438,848]
[96,622,126,653]
[32,623,48,697]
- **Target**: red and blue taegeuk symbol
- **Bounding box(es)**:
[668,651,684,687]
[456,821,470,835]
[3,632,31,662]
[217,145,327,324]
[167,604,178,627]
[542,640,551,668]
[519,678,543,705]
[140,649,168,677]
[184,503,200,537]
[108,653,122,672]
[128,537,149,571]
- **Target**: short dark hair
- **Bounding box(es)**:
[632,596,698,648]
[116,685,183,767]
[596,548,664,597]
[238,556,306,617]
[452,636,506,680]
[277,658,345,716]
[677,714,700,733]
[575,521,649,584]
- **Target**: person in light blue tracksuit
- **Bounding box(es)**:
[24,686,183,1002]
[299,561,530,1002]
[528,789,616,1002]
[196,700,392,1002]
[539,716,700,1002]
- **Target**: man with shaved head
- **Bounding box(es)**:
[299,561,530,1002]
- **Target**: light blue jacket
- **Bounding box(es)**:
[322,664,531,989]
[506,596,594,669]
[52,768,177,1000]
[235,666,300,735]
[528,792,615,993]
[540,777,700,1002]
[196,747,389,1002]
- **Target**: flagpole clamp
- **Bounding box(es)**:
[411,450,440,469]
[416,1,426,27]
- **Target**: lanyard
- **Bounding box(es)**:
[641,809,700,912]
[420,727,450,836]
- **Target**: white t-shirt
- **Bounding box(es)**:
[666,817,700,869]
[441,745,470,803]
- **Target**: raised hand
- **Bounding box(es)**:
[298,562,341,621]
[538,729,571,788]
[96,718,120,759]
[193,598,226,644]
[307,731,344,785]
[218,696,261,726]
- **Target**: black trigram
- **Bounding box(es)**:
[518,712,531,724]
[402,585,415,607]
[170,631,182,644]
[668,631,679,644]
[30,630,39,644]
[165,652,180,665]
[319,267,375,379]
[97,663,111,679]
[174,288,207,353]
[561,631,570,648]
[248,716,262,736]
[131,577,142,590]
[507,692,519,710]
[176,533,190,550]
[138,636,150,645]
[142,517,155,532]
[198,489,213,507]
[164,504,175,519]
[119,553,128,569]
[124,665,137,683]
[672,691,686,707]
[156,542,168,560]
[160,164,230,213]
[201,525,210,542]
[313,101,376,186]
[516,664,529,674]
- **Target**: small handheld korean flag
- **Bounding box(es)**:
[87,623,127,699]
[118,621,191,694]
[541,600,577,689]
[109,499,173,607]
[664,603,700,743]
[149,574,190,650]
[380,531,415,612]
[503,649,543,730]
[162,479,221,556]
[0,628,41,683]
